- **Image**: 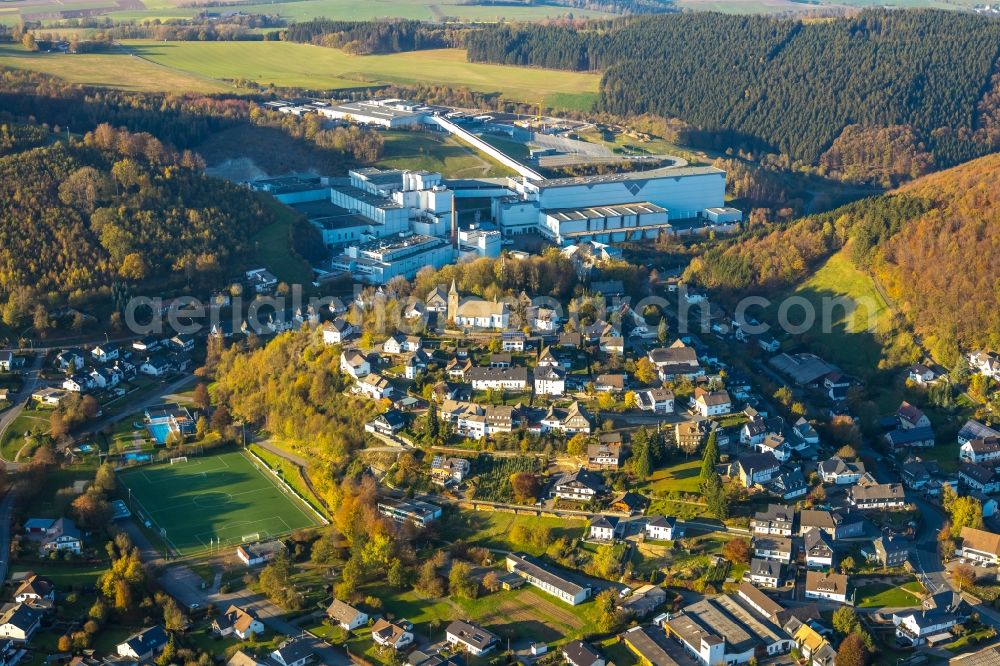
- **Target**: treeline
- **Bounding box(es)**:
[282,19,463,54]
[686,151,1000,361]
[0,123,271,318]
[107,13,284,41]
[248,104,385,161]
[460,0,675,14]
[466,11,1000,172]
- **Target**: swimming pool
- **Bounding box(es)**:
[147,423,172,445]
[124,452,151,463]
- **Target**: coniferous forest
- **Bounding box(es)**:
[466,11,1000,169]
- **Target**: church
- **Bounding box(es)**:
[445,280,509,329]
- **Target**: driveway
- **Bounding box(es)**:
[0,353,44,467]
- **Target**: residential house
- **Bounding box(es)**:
[958,419,1000,446]
[562,640,605,666]
[793,417,820,446]
[269,639,314,666]
[533,365,566,396]
[804,530,834,569]
[465,366,528,391]
[756,434,792,463]
[610,491,646,515]
[648,340,704,381]
[371,619,414,650]
[213,606,265,640]
[791,623,837,666]
[805,571,849,603]
[799,510,866,540]
[505,553,591,605]
[959,527,1000,565]
[959,463,1000,494]
[968,350,1000,380]
[553,468,603,502]
[752,505,794,536]
[886,426,936,450]
[737,453,781,488]
[322,319,354,345]
[589,515,621,541]
[445,620,497,657]
[594,374,625,394]
[908,364,936,384]
[897,401,931,430]
[13,575,54,604]
[340,350,370,379]
[439,400,518,440]
[139,354,173,377]
[587,437,624,470]
[40,518,81,554]
[692,387,731,417]
[818,456,865,485]
[91,345,119,364]
[365,410,406,437]
[849,483,906,510]
[168,334,194,352]
[749,558,784,587]
[357,373,393,400]
[55,349,85,372]
[0,605,39,643]
[430,456,471,486]
[622,627,680,666]
[325,600,369,631]
[384,333,421,355]
[62,376,90,394]
[501,331,525,352]
[116,625,169,660]
[753,536,793,563]
[540,401,592,434]
[960,436,1000,465]
[768,468,808,500]
[974,491,999,518]
[425,285,449,313]
[675,420,707,453]
[636,388,674,414]
[645,516,679,541]
[866,535,909,567]
[893,609,959,646]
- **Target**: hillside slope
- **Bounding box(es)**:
[878,153,1000,359]
[685,152,1000,365]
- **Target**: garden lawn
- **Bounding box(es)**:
[445,511,586,556]
[644,459,703,494]
[856,581,923,608]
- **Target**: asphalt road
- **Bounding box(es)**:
[0,353,45,467]
[0,492,16,584]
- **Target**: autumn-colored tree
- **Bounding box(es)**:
[950,496,984,532]
[835,633,869,666]
[635,357,658,385]
[567,433,589,456]
[192,383,211,411]
[952,563,976,590]
[482,571,501,593]
[722,538,750,564]
[510,472,540,504]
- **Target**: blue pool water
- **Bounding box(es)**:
[77,444,95,453]
[147,423,171,444]
[124,452,151,463]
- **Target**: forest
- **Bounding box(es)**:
[460,0,676,14]
[0,123,270,320]
[685,151,1000,362]
[282,19,464,54]
[465,11,1000,174]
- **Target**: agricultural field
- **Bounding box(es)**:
[469,455,539,503]
[0,44,231,92]
[0,41,600,109]
[118,449,322,555]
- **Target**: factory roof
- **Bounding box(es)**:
[534,165,724,188]
[324,101,423,120]
[544,201,666,222]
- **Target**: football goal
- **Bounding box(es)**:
[170,456,189,465]
[241,532,261,543]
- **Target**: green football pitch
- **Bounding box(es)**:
[119,450,321,556]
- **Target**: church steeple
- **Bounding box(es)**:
[448,278,459,324]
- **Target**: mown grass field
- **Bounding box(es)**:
[775,248,892,378]
[100,0,611,25]
[856,580,923,608]
[643,458,703,494]
[445,511,586,555]
[377,131,515,178]
[0,44,231,92]
[119,450,321,555]
[121,42,601,109]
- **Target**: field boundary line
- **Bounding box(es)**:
[245,448,329,526]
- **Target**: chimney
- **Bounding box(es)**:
[451,196,457,250]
